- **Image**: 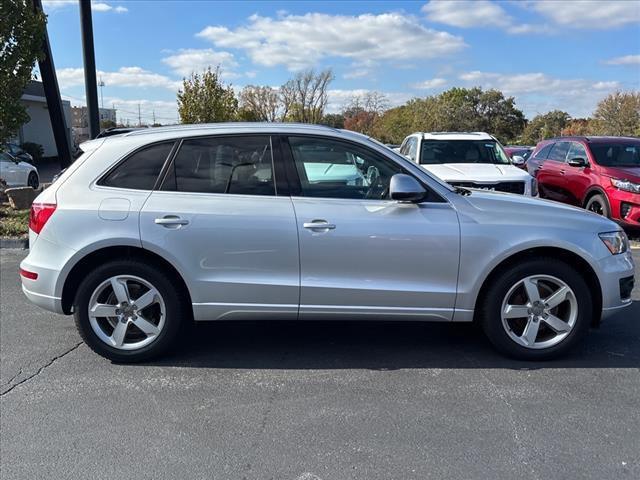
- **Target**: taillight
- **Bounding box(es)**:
[29,203,57,234]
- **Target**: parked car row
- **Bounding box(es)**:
[527,136,640,229]
[20,123,634,363]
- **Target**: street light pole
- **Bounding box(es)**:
[79,0,100,138]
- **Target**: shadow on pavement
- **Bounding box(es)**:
[141,301,640,370]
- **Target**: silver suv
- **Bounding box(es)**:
[20,124,635,362]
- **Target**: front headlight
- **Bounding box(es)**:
[611,178,640,194]
[599,231,629,255]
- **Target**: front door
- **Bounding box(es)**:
[283,135,460,321]
[538,141,570,202]
[139,135,299,321]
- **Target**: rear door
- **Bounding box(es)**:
[538,141,570,201]
[283,135,460,321]
[139,135,299,321]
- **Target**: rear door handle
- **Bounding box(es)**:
[303,220,336,231]
[155,215,189,227]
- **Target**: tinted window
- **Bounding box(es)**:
[420,140,510,165]
[567,142,588,161]
[590,143,640,167]
[548,142,570,162]
[162,136,275,195]
[533,143,553,159]
[101,142,173,190]
[289,136,403,200]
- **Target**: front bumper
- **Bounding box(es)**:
[598,250,635,320]
[606,188,640,227]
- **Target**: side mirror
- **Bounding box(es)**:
[390,173,426,202]
[511,155,526,166]
[567,157,587,168]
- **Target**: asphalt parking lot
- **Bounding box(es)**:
[1,248,639,480]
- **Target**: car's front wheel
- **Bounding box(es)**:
[480,258,592,360]
[585,194,610,218]
[74,260,187,362]
[27,171,39,189]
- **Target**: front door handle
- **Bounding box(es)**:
[155,215,189,228]
[303,220,336,231]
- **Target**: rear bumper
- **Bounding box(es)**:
[21,284,64,314]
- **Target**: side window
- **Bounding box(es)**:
[100,142,173,190]
[162,136,275,196]
[407,138,418,161]
[288,136,403,200]
[548,142,570,162]
[567,142,588,161]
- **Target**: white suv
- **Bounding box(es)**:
[399,132,536,196]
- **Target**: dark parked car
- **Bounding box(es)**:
[505,146,534,170]
[527,136,640,228]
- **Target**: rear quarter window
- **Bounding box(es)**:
[99,142,174,190]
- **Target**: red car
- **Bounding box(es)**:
[527,136,640,228]
[504,146,534,170]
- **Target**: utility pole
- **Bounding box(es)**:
[152,110,156,125]
[137,103,142,126]
[33,0,73,168]
[79,0,100,139]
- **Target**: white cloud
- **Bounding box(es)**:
[161,49,238,78]
[458,70,621,117]
[604,54,640,66]
[343,69,371,80]
[411,78,448,89]
[531,0,639,29]
[42,1,127,13]
[422,0,508,28]
[57,66,179,91]
[197,12,466,70]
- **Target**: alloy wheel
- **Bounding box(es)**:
[87,275,166,350]
[588,200,604,216]
[500,274,578,349]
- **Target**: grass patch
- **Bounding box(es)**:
[0,204,29,238]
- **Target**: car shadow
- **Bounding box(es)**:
[141,301,640,370]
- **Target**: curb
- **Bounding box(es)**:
[0,238,28,249]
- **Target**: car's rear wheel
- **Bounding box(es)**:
[27,171,39,189]
[480,258,592,360]
[74,260,186,362]
[585,194,609,218]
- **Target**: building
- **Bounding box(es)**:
[18,81,73,158]
[72,106,117,143]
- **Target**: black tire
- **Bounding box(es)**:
[28,172,39,189]
[585,194,610,218]
[74,260,188,362]
[480,258,592,360]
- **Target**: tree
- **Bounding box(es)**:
[320,113,345,129]
[593,91,640,136]
[177,67,237,124]
[0,0,46,144]
[238,85,280,121]
[343,91,389,135]
[561,118,595,136]
[279,69,334,123]
[100,119,116,130]
[520,110,571,145]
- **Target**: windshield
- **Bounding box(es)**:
[590,143,640,167]
[420,139,511,165]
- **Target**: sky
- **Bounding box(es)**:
[41,0,640,126]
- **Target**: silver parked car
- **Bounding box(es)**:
[20,124,634,362]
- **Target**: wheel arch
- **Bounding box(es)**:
[582,186,608,208]
[473,246,603,327]
[60,245,193,315]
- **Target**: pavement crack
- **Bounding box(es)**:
[3,368,23,387]
[0,342,83,397]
